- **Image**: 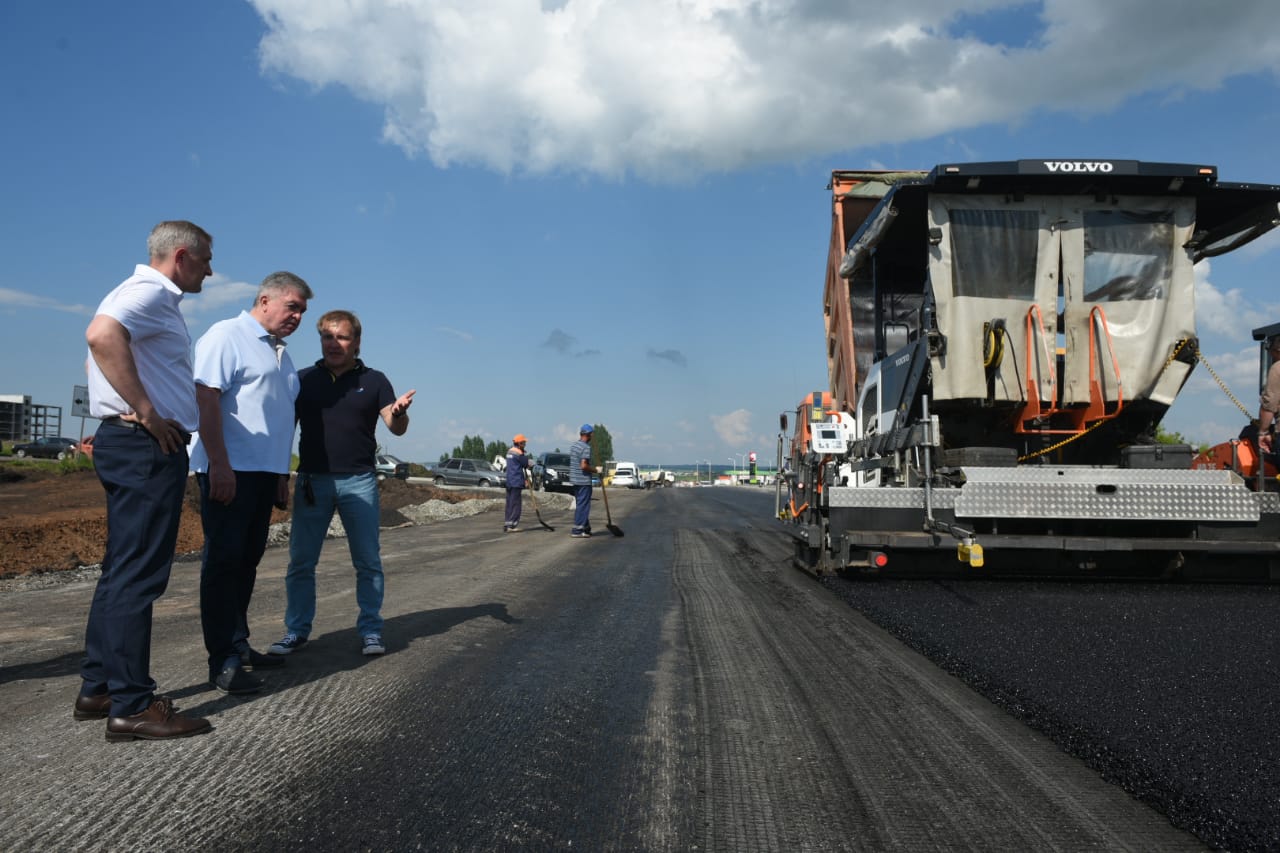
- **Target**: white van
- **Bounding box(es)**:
[611,462,641,489]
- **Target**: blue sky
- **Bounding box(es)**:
[2,1,1279,467]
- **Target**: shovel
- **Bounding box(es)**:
[598,474,624,537]
[526,475,555,531]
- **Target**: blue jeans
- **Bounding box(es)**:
[572,484,592,534]
[285,472,384,639]
[81,421,189,716]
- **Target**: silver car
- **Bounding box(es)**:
[375,453,410,481]
[431,458,503,488]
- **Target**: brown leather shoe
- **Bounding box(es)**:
[105,697,211,742]
[74,692,112,721]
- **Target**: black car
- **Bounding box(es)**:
[532,452,574,493]
[430,458,503,488]
[13,436,79,460]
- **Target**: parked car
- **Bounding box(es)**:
[12,436,79,460]
[431,458,503,487]
[611,462,642,489]
[375,453,410,481]
[532,452,574,493]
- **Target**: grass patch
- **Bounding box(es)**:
[2,455,94,474]
[59,455,95,473]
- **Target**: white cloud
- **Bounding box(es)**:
[1193,261,1268,337]
[181,274,258,319]
[249,0,1280,180]
[0,277,259,326]
[1181,344,1258,397]
[435,418,502,448]
[436,326,474,341]
[1240,226,1280,260]
[1167,339,1263,445]
[552,422,580,445]
[0,288,93,315]
[711,407,753,446]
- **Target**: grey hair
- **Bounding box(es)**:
[257,271,314,301]
[147,221,212,262]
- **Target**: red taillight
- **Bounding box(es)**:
[871,551,889,568]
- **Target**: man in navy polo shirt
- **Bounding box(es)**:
[270,309,415,658]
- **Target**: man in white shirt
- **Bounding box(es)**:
[78,220,213,741]
[190,271,312,694]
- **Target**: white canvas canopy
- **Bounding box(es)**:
[925,193,1197,413]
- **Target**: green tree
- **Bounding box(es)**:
[444,434,485,461]
[441,434,509,464]
[591,423,614,471]
[1155,424,1209,455]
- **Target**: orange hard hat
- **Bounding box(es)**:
[513,434,527,444]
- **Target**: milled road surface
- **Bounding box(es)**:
[1,487,1205,851]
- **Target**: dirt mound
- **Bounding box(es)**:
[0,463,475,579]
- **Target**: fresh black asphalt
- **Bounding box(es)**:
[822,576,1280,852]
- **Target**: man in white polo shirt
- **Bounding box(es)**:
[190,271,311,695]
[78,220,213,741]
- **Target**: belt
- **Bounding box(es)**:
[101,416,192,445]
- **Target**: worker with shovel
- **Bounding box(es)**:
[504,434,532,532]
[569,424,597,538]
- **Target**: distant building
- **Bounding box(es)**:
[0,394,66,442]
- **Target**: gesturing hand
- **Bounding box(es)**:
[391,389,416,418]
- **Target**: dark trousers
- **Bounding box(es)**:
[197,471,277,679]
[504,486,523,526]
[81,422,189,717]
